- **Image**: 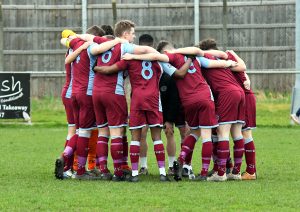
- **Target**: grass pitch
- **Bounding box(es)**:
[0,94,299,211]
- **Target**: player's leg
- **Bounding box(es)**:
[227,90,246,180]
[93,93,112,180]
[241,92,257,180]
[228,123,244,180]
[207,123,231,182]
[147,110,170,182]
[139,125,149,175]
[128,128,142,182]
[164,122,176,175]
[87,129,98,172]
[150,126,170,182]
[104,93,128,181]
[121,126,131,173]
[127,110,146,182]
[55,96,79,180]
[242,129,257,180]
[207,128,218,177]
[74,94,99,180]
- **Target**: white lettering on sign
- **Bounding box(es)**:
[0,76,23,102]
[1,104,28,111]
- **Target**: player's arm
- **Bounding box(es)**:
[60,38,71,48]
[94,64,120,75]
[65,41,92,64]
[90,38,126,55]
[75,34,95,42]
[94,60,126,75]
[160,58,192,79]
[173,58,192,79]
[243,72,251,90]
[198,56,237,69]
[169,47,204,56]
[203,50,228,59]
[226,50,247,72]
[132,45,157,54]
[122,52,170,62]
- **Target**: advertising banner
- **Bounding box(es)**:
[0,73,30,119]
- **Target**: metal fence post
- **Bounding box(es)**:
[0,0,4,72]
[291,0,300,119]
[194,0,199,45]
[82,0,87,33]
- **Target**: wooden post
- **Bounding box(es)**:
[0,0,4,72]
[112,0,117,26]
[222,0,228,50]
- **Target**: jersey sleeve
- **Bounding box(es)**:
[121,43,136,54]
[159,62,176,76]
[226,51,237,62]
[115,60,128,71]
[69,38,81,49]
[165,53,176,64]
[87,43,98,55]
[93,36,109,44]
[196,56,211,68]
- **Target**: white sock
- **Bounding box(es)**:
[132,170,138,177]
[159,167,166,176]
[183,164,190,169]
[168,156,175,168]
[140,157,147,168]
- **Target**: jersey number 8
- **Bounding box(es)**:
[141,61,153,80]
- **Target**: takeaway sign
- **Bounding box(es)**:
[0,73,30,119]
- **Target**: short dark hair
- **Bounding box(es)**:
[156,40,172,53]
[139,34,154,46]
[86,25,105,36]
[114,20,135,37]
[199,38,218,50]
[101,24,114,36]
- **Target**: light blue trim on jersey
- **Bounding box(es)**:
[196,56,210,68]
[149,124,163,128]
[109,123,128,128]
[233,136,244,141]
[115,71,125,95]
[97,123,108,128]
[87,44,97,96]
[244,137,254,144]
[65,49,74,99]
[159,62,176,76]
[202,138,212,143]
[190,124,219,130]
[121,42,135,55]
[129,124,147,130]
[237,120,245,124]
[218,120,238,125]
[242,126,256,132]
[157,62,164,112]
[79,126,97,131]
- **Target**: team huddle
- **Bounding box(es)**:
[54,19,257,182]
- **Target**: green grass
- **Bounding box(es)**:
[0,94,299,211]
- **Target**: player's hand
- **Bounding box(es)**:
[184,122,191,137]
[93,66,104,73]
[225,60,238,68]
[164,122,174,136]
[243,79,251,90]
[122,53,135,60]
